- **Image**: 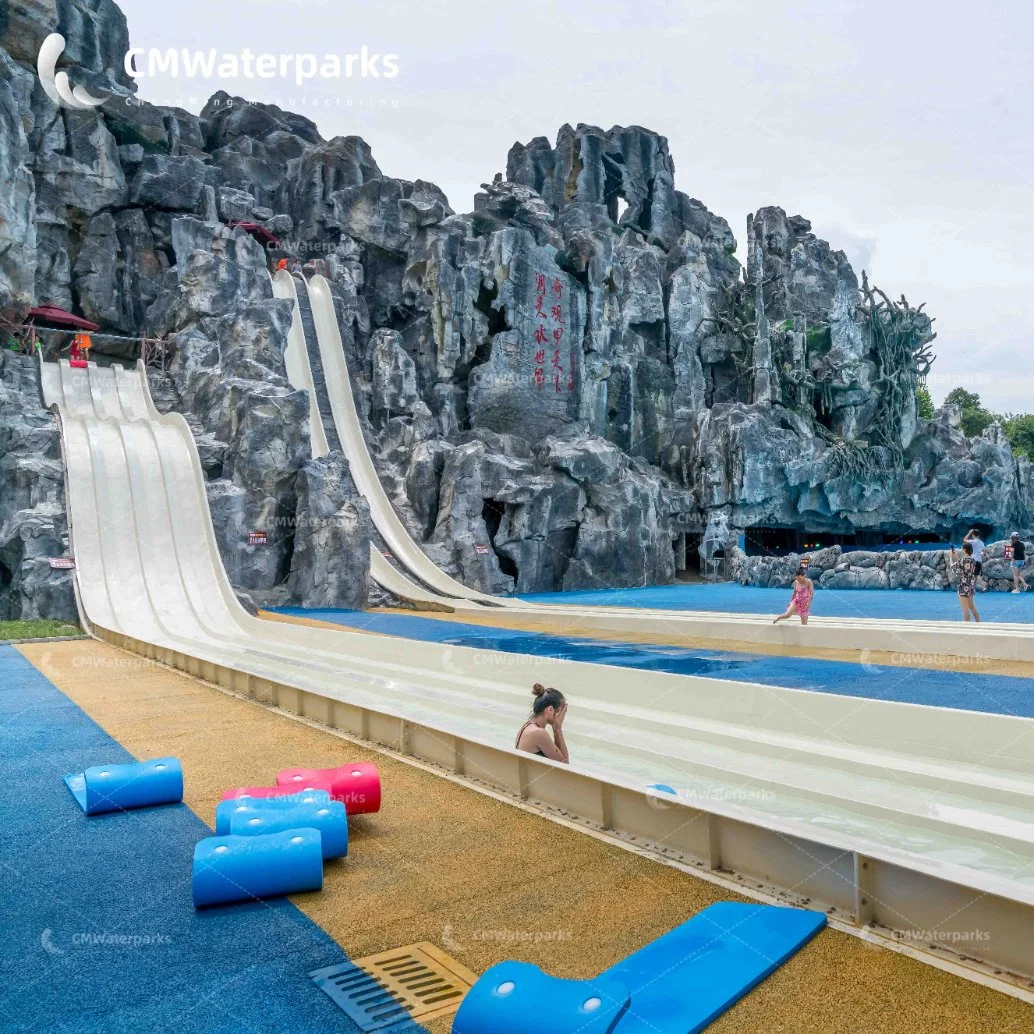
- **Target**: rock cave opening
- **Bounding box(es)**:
[473,281,509,337]
[481,498,519,582]
[745,526,954,556]
[0,558,12,603]
[676,532,704,576]
[812,393,835,432]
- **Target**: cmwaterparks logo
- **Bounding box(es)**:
[124,46,400,84]
[37,32,401,111]
[37,34,106,110]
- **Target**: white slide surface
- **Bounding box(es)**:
[271,270,330,459]
[41,357,1034,916]
[273,270,446,608]
[306,274,519,607]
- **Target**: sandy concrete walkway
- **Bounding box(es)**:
[20,639,1033,1034]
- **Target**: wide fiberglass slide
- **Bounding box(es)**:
[298,274,1034,657]
[271,271,446,608]
[41,357,1034,912]
[305,274,517,608]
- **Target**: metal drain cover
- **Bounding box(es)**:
[310,941,477,1031]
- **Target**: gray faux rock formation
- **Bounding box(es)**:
[0,351,77,621]
[288,453,371,609]
[0,49,36,316]
[2,2,1032,614]
[146,218,368,601]
[730,538,1033,593]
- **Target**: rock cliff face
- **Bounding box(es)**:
[0,0,1029,616]
[0,351,76,621]
[732,538,1031,594]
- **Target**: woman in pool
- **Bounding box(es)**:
[773,566,814,626]
[515,684,569,764]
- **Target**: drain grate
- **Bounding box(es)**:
[310,942,477,1031]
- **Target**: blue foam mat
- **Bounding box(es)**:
[192,829,325,908]
[453,902,825,1034]
[63,756,183,815]
[0,646,382,1033]
[602,902,826,1033]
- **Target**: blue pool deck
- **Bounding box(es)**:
[517,582,1034,623]
[0,646,365,1034]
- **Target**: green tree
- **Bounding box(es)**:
[944,387,982,410]
[960,407,996,438]
[1004,414,1034,460]
[916,384,935,420]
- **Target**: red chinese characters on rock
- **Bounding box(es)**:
[531,272,574,392]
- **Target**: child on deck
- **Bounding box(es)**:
[773,567,814,626]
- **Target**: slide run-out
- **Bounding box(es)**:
[39,335,1034,986]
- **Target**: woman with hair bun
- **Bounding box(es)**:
[515,684,569,764]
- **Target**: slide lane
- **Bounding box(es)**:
[274,270,449,609]
[306,274,517,608]
[271,270,330,459]
[40,359,1034,978]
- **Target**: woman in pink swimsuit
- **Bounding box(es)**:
[773,567,814,626]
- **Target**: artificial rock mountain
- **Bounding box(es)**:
[0,0,1028,618]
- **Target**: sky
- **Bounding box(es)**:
[116,0,1034,412]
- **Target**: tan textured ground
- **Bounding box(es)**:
[262,605,1034,679]
[20,639,1034,1034]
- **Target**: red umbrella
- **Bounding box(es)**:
[26,306,100,332]
[229,222,281,249]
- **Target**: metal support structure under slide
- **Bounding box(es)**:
[41,355,1034,991]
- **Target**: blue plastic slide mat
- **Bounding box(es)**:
[452,902,825,1034]
[64,756,183,815]
[0,645,376,1033]
[193,828,325,907]
[217,793,349,859]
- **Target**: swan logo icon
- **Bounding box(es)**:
[37,33,107,110]
[41,929,65,956]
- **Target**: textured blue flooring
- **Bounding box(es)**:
[0,646,371,1034]
[275,609,1034,719]
[517,581,1034,623]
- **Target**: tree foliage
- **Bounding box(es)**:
[945,387,982,410]
[916,384,935,420]
[1003,414,1034,460]
[941,386,1034,458]
[960,407,996,438]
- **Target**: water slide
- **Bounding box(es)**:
[305,274,517,607]
[272,271,329,460]
[295,273,1034,660]
[272,270,449,608]
[40,357,1034,980]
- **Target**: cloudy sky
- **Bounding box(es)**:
[118,0,1034,411]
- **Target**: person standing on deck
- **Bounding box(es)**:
[1009,532,1028,593]
[963,529,987,591]
[950,542,980,621]
[773,567,814,626]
